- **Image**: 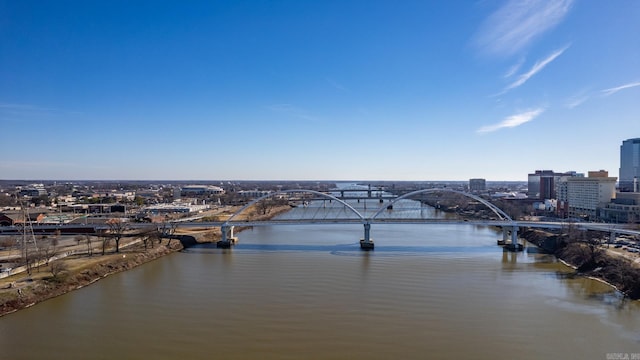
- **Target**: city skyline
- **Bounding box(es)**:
[1,1,639,181]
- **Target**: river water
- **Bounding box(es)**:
[1,189,640,359]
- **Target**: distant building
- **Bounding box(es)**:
[180,185,224,196]
[600,192,640,223]
[468,178,486,192]
[0,213,13,226]
[528,170,582,200]
[239,190,272,198]
[490,192,527,199]
[142,203,210,215]
[68,204,125,214]
[135,189,160,199]
[527,170,559,200]
[619,138,640,192]
[556,172,584,218]
[18,184,47,197]
[565,170,617,220]
[38,214,76,224]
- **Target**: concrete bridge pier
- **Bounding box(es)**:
[497,228,509,246]
[217,225,237,249]
[609,231,617,247]
[360,223,374,250]
[504,226,523,252]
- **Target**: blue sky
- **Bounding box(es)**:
[1,0,639,181]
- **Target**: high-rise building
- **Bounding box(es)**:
[556,171,584,218]
[566,170,617,220]
[619,138,640,192]
[528,170,553,199]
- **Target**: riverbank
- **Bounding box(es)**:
[520,228,640,299]
[0,204,293,317]
[0,238,188,317]
[426,196,640,300]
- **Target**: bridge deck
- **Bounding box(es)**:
[2,220,639,237]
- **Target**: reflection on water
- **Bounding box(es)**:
[1,202,639,359]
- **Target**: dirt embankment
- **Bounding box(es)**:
[0,241,184,317]
[0,204,293,317]
[520,228,640,299]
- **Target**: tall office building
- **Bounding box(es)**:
[528,170,555,199]
[556,171,584,218]
[566,170,617,220]
[619,138,640,192]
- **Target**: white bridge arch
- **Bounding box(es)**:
[223,189,368,226]
[217,188,517,249]
[370,188,513,222]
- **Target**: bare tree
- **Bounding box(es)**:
[0,236,16,249]
[23,244,39,276]
[138,227,158,250]
[0,193,16,207]
[561,221,580,244]
[38,242,58,268]
[558,223,604,271]
[106,218,129,253]
[84,235,94,256]
[157,216,178,246]
[493,199,525,220]
[158,216,170,244]
[53,229,61,246]
[19,232,38,276]
[49,260,68,279]
[165,222,178,247]
[256,198,273,216]
[99,231,111,256]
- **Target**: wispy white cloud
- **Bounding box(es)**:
[601,81,640,97]
[565,88,591,109]
[503,57,525,78]
[477,108,544,134]
[474,0,574,57]
[503,45,569,93]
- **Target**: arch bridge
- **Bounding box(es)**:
[217,188,523,250]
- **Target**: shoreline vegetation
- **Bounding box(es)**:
[420,195,640,300]
[520,228,640,299]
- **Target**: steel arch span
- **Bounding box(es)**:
[223,189,367,226]
[370,188,513,222]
